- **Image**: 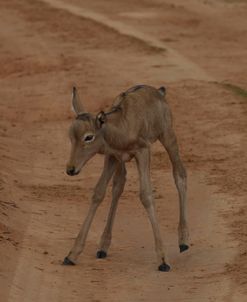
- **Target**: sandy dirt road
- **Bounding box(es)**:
[0,0,246,301]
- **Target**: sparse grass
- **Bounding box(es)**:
[221,82,247,99]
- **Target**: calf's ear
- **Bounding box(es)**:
[71,86,85,115]
[158,86,166,96]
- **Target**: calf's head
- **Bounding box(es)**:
[66,87,103,176]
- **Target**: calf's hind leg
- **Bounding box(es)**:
[159,127,189,252]
[135,148,170,272]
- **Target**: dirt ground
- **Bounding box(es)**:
[0,0,246,301]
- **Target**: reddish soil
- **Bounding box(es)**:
[0,0,246,301]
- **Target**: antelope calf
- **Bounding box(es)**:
[64,85,189,271]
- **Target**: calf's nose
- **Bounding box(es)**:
[66,166,76,176]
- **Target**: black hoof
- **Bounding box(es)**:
[63,256,75,265]
[179,244,189,253]
[96,250,107,259]
[158,263,171,272]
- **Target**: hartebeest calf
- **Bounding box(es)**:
[64,85,189,271]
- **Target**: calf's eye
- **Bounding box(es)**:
[83,133,95,143]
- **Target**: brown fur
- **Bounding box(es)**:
[65,85,189,271]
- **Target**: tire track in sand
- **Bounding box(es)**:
[41,0,213,82]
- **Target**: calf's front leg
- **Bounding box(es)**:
[96,162,126,258]
[63,155,117,265]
